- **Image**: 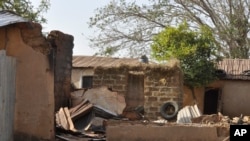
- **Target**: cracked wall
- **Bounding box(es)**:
[0,23,54,141]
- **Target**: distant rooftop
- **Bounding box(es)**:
[217,59,250,80]
[73,56,250,80]
[72,56,149,68]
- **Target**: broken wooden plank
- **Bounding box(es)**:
[71,103,93,121]
[69,99,89,115]
[58,107,69,130]
[55,112,61,127]
[64,107,76,132]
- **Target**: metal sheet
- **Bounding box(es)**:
[73,56,142,68]
[0,11,28,27]
[0,50,16,141]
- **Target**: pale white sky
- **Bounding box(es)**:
[34,0,113,56]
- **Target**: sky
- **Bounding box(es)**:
[33,0,112,56]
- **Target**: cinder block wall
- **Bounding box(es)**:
[144,71,183,119]
[93,67,128,96]
[91,65,183,119]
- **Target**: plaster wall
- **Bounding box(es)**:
[183,80,250,117]
[0,24,54,140]
[71,68,94,88]
[221,80,250,117]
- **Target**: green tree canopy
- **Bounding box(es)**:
[0,0,50,23]
[151,23,218,101]
[89,0,250,58]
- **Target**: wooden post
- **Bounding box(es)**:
[0,50,16,141]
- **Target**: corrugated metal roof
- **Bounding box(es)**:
[73,56,145,68]
[0,11,28,27]
[217,59,250,80]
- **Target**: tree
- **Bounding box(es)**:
[151,23,218,102]
[89,0,250,58]
[0,0,50,23]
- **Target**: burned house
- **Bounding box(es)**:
[183,59,250,117]
[0,11,74,141]
[71,56,183,119]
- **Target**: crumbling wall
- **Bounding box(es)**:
[0,23,54,140]
[144,68,183,119]
[48,30,74,111]
[93,64,183,120]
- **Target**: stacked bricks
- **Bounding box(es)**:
[93,68,128,96]
[91,65,183,119]
[144,71,183,120]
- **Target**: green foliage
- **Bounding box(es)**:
[0,0,50,23]
[151,23,218,89]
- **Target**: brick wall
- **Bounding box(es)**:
[90,65,183,119]
[144,70,183,119]
[93,67,128,96]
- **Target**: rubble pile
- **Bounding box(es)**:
[55,86,128,141]
[231,115,250,125]
[55,87,250,141]
[191,113,230,125]
[177,105,249,126]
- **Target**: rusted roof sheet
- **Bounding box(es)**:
[217,59,250,80]
[0,11,28,27]
[73,56,144,68]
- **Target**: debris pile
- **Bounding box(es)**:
[55,86,126,141]
[177,105,250,126]
[55,87,250,141]
[231,115,250,125]
[191,113,250,125]
[191,112,229,125]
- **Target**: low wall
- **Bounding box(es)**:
[106,121,229,141]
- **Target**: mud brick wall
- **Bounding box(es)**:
[1,22,54,141]
[91,65,183,119]
[48,30,74,111]
[144,70,183,120]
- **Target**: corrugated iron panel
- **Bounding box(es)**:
[0,50,16,141]
[0,10,28,27]
[217,59,250,80]
[177,105,201,124]
[72,56,142,68]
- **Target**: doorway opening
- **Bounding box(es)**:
[203,88,220,114]
[126,72,144,109]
